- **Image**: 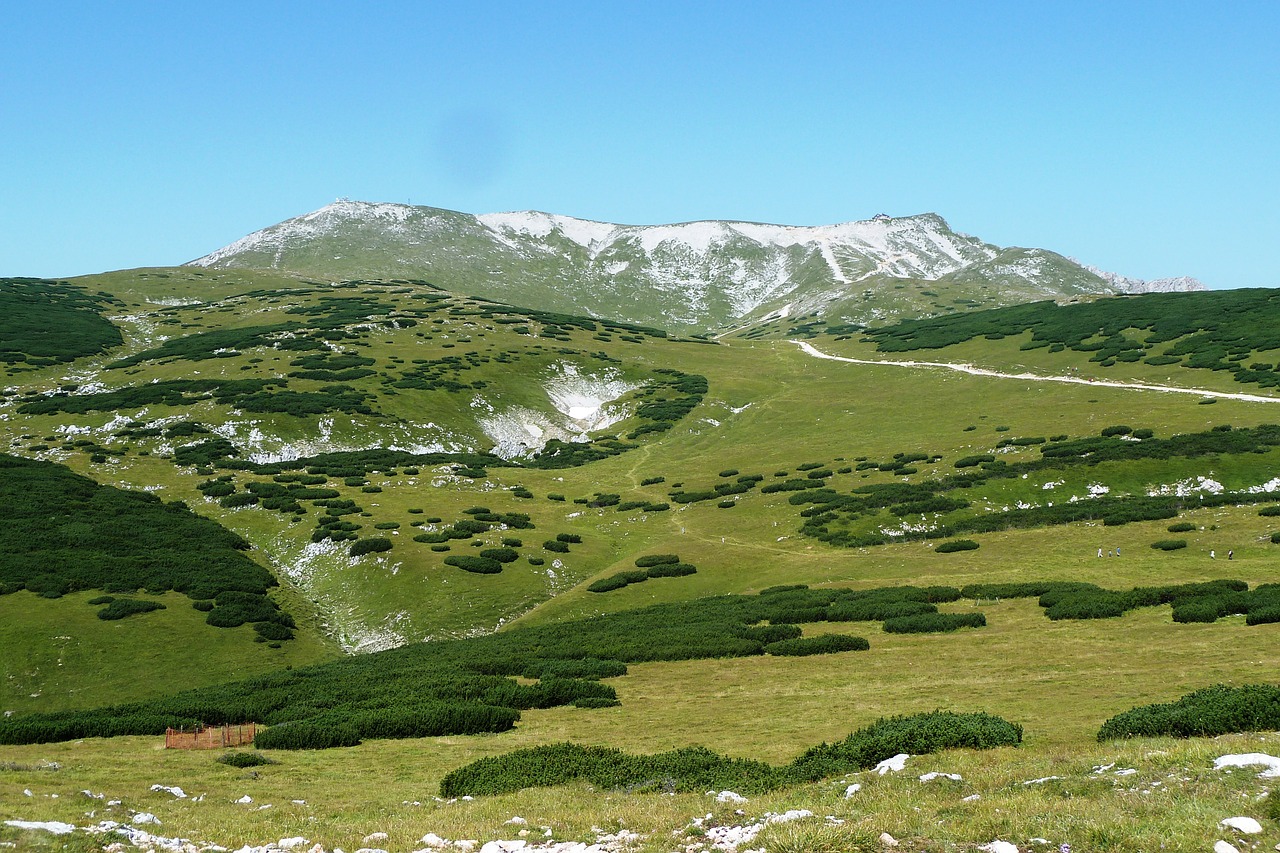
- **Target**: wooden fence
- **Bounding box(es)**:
[164,723,257,749]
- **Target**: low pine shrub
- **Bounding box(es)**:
[350,537,393,557]
[1272,531,1280,544]
[881,612,986,633]
[444,555,503,574]
[765,634,869,656]
[479,547,519,563]
[1258,505,1280,517]
[543,540,569,553]
[935,539,979,553]
[1167,522,1196,532]
[97,598,166,620]
[86,595,115,605]
[1098,684,1280,740]
[215,751,276,768]
[572,697,621,709]
[588,570,649,593]
[635,554,680,567]
[523,659,628,680]
[645,562,697,578]
[790,711,1023,782]
[734,624,802,644]
[1151,539,1188,551]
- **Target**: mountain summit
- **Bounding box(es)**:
[189,200,1203,333]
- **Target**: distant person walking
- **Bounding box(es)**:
[1098,548,1103,558]
[1210,550,1216,559]
[1228,549,1234,560]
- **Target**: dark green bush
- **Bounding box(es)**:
[587,571,649,593]
[634,554,680,567]
[479,547,519,563]
[935,539,979,553]
[86,595,115,605]
[350,537,393,557]
[764,635,869,656]
[215,751,276,767]
[645,562,697,579]
[881,612,986,633]
[1151,539,1188,551]
[1259,506,1280,517]
[1098,684,1280,740]
[97,598,166,620]
[1167,522,1196,532]
[254,621,295,641]
[543,540,569,553]
[444,555,503,574]
[790,711,1022,781]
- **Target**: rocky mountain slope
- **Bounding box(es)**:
[188,201,1203,334]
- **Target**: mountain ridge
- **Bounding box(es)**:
[188,200,1204,334]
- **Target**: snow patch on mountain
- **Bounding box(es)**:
[479,363,640,458]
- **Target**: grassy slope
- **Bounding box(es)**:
[3,272,1280,850]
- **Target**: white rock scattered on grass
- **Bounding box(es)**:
[1113,768,1137,776]
[1221,817,1263,834]
[278,839,310,850]
[363,833,389,844]
[132,812,161,825]
[3,820,76,835]
[980,841,1019,853]
[504,817,528,825]
[236,795,253,804]
[1213,841,1240,853]
[879,831,899,846]
[962,794,981,802]
[874,753,909,775]
[150,784,187,798]
[477,841,525,853]
[22,789,32,797]
[919,772,962,782]
[454,841,478,851]
[1214,753,1280,777]
[419,833,450,848]
[1021,776,1062,786]
[715,790,748,803]
[844,783,862,797]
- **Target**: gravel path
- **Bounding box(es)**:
[791,340,1280,404]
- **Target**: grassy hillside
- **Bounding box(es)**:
[2,273,1279,851]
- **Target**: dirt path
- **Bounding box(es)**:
[791,340,1280,404]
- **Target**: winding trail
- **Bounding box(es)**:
[791,340,1280,404]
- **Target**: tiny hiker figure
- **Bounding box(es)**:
[1228,549,1234,560]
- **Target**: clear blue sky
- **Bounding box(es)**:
[3,1,1277,287]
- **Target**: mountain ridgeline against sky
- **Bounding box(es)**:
[188,201,1203,334]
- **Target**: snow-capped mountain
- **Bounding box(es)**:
[188,201,1204,333]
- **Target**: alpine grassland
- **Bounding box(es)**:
[3,273,1280,852]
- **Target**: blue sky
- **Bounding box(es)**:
[2,1,1277,287]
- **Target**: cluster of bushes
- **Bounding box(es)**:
[1098,684,1280,740]
[935,539,979,553]
[0,584,991,747]
[0,456,292,642]
[861,288,1280,389]
[0,278,123,365]
[439,710,1022,797]
[588,555,698,593]
[543,532,580,554]
[350,537,393,557]
[107,322,300,369]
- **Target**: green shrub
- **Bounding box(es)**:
[86,595,115,605]
[764,635,869,656]
[881,612,986,633]
[645,562,697,579]
[192,600,215,612]
[587,571,649,593]
[1272,531,1280,544]
[1098,684,1280,740]
[543,540,569,553]
[215,751,276,767]
[790,711,1022,781]
[97,598,166,620]
[556,533,583,543]
[935,539,979,553]
[1259,505,1280,517]
[479,547,519,563]
[523,659,628,680]
[254,621,295,641]
[635,554,680,567]
[1151,539,1188,551]
[1167,522,1196,532]
[444,555,503,574]
[349,537,393,557]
